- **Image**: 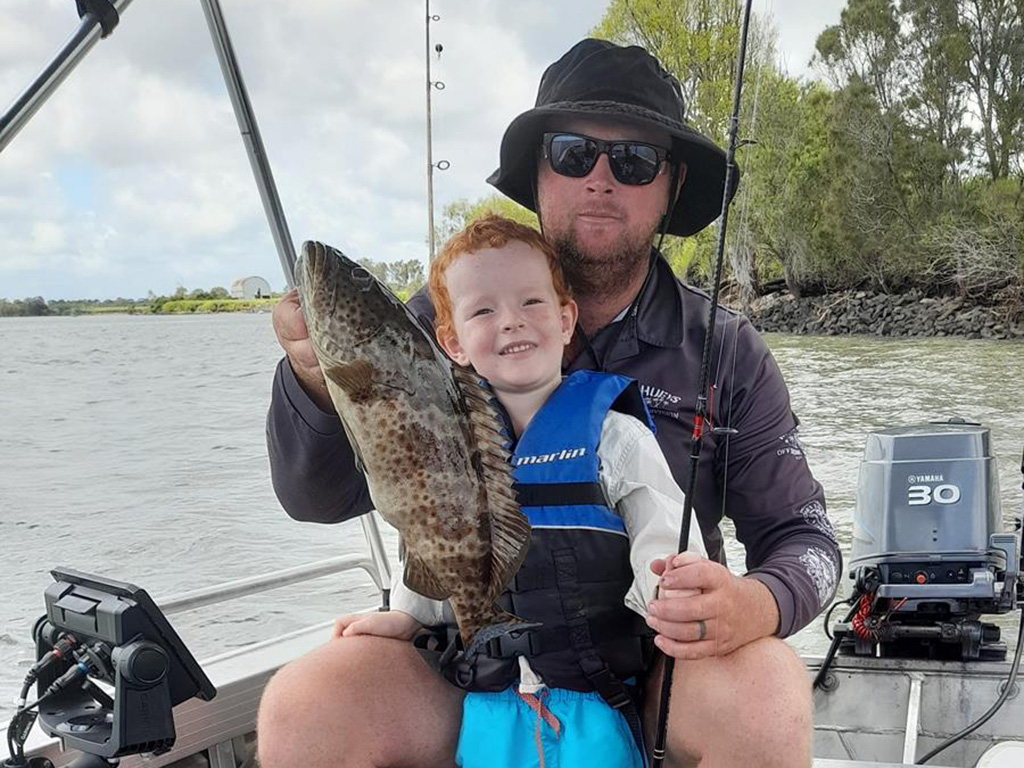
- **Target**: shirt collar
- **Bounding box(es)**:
[590,249,684,365]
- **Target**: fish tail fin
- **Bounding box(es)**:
[461,608,542,659]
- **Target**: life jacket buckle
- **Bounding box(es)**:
[487,629,536,658]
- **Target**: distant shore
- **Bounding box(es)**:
[0,298,277,317]
[6,290,1024,340]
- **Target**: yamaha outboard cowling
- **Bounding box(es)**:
[839,420,1020,660]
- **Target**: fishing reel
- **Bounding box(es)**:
[4,569,215,768]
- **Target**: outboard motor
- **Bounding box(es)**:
[837,420,1021,661]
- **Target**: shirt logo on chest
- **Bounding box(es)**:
[639,383,684,418]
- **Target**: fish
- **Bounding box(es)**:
[295,240,536,655]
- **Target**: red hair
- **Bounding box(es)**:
[429,214,572,342]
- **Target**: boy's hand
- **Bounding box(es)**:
[645,552,779,660]
[331,611,423,641]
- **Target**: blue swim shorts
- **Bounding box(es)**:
[456,686,644,768]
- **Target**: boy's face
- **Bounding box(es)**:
[438,240,577,396]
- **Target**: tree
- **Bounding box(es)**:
[434,195,538,251]
[958,0,1024,180]
[357,257,426,297]
[814,0,903,110]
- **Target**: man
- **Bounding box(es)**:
[259,38,839,767]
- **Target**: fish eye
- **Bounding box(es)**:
[351,267,374,290]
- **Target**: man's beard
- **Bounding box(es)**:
[551,229,652,299]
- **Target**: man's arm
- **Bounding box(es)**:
[649,314,840,658]
[267,356,374,522]
[719,320,842,638]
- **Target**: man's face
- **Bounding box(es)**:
[536,118,676,291]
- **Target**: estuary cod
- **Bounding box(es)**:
[295,241,534,652]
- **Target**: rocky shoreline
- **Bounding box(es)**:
[746,289,1024,340]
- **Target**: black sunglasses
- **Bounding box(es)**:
[542,132,671,186]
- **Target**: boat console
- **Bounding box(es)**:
[3,568,215,768]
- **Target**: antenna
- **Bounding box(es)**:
[425,0,449,261]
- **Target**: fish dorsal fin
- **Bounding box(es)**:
[452,365,532,602]
[404,550,452,600]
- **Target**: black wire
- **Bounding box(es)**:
[915,606,1024,764]
[813,600,861,691]
[823,597,854,641]
[8,675,38,761]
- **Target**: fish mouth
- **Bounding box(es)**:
[299,241,329,287]
[299,241,370,293]
[498,341,537,356]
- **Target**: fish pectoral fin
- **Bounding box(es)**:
[451,365,532,602]
[403,552,452,601]
[325,359,376,403]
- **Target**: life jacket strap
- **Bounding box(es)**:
[552,548,649,765]
[512,481,606,508]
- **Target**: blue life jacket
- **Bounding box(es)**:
[441,370,657,697]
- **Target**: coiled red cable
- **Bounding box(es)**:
[851,592,876,640]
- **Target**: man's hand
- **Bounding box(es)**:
[331,611,423,641]
[645,552,780,660]
[272,289,333,412]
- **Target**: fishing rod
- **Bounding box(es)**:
[650,0,755,764]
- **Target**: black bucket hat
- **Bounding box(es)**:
[487,38,739,238]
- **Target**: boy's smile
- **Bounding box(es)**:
[438,240,577,404]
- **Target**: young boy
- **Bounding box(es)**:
[336,215,705,767]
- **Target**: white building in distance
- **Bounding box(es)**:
[231,276,272,299]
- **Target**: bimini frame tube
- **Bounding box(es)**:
[0,0,136,154]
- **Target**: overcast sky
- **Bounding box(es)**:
[0,0,844,300]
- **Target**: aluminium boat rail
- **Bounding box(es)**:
[9,512,393,768]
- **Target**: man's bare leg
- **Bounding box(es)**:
[257,636,463,768]
[643,638,812,768]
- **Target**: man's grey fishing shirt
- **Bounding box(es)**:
[266,251,841,637]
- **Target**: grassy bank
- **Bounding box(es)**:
[0,297,278,317]
[154,299,276,313]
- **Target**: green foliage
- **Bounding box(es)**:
[0,297,50,317]
[0,288,283,317]
[435,195,539,250]
[357,257,426,297]
[156,299,275,313]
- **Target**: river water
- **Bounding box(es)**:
[1,314,1023,723]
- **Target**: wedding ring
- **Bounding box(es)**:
[697,619,707,641]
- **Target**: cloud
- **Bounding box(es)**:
[0,0,844,299]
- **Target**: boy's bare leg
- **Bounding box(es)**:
[257,636,463,768]
[643,637,812,768]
